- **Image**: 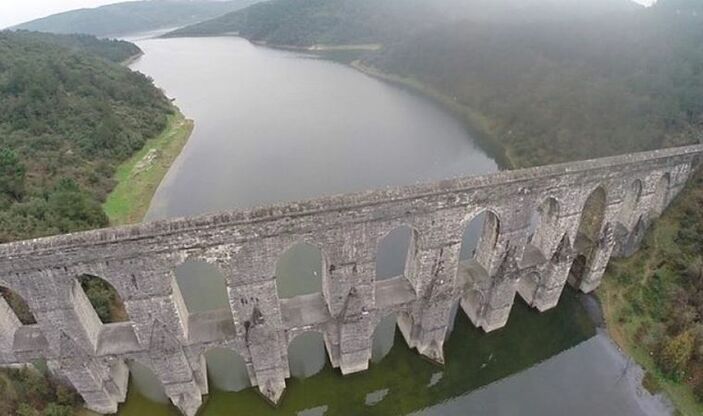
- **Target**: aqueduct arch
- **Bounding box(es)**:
[0,144,698,415]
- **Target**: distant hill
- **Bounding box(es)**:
[164,0,641,45]
[163,0,444,45]
[13,0,261,37]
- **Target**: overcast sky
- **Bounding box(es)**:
[0,0,659,30]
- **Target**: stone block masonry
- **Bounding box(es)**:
[0,144,701,415]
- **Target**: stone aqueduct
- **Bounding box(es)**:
[0,144,701,415]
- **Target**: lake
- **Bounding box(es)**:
[120,35,668,415]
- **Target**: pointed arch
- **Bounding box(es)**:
[618,179,643,230]
[0,286,35,325]
[576,186,607,246]
[375,225,417,281]
[620,214,648,257]
[287,330,326,378]
[567,255,588,288]
[77,274,128,324]
[371,313,397,363]
[653,173,671,216]
[459,209,501,263]
[174,260,229,314]
[127,359,169,404]
[276,242,325,299]
[550,233,572,264]
[529,197,560,255]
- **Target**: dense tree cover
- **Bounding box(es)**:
[12,0,262,37]
[165,0,444,44]
[367,6,703,166]
[0,365,80,416]
[170,0,702,167]
[7,31,142,63]
[166,0,638,43]
[0,30,174,415]
[0,30,172,243]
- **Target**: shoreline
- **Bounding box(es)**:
[120,51,144,66]
[103,107,193,225]
[348,60,514,169]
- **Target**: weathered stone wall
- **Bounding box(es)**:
[0,144,701,415]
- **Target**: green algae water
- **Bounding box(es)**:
[118,290,595,415]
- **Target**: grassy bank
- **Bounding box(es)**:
[600,168,703,416]
[103,109,193,225]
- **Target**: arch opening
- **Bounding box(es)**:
[376,226,415,281]
[567,255,588,288]
[459,210,500,263]
[444,300,462,341]
[618,180,643,230]
[287,331,326,379]
[205,348,251,392]
[529,197,560,255]
[77,275,128,324]
[551,234,571,264]
[372,313,397,363]
[276,242,324,299]
[127,359,168,404]
[576,187,607,247]
[653,173,671,216]
[175,261,229,314]
[0,286,35,325]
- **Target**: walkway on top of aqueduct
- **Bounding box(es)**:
[0,144,701,415]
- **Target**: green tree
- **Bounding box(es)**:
[0,149,26,203]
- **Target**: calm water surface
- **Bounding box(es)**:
[119,36,668,415]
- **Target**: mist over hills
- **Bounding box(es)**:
[165,0,642,42]
[164,0,702,168]
[13,0,261,37]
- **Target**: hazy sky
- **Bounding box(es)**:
[0,0,136,29]
[0,0,659,30]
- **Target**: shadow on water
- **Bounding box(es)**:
[118,288,595,415]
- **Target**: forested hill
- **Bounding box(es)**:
[168,0,702,168]
[164,0,444,44]
[164,0,640,42]
[12,0,261,37]
[366,4,703,167]
[0,31,172,242]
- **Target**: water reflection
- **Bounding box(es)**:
[127,361,168,404]
[120,289,600,415]
[371,314,397,363]
[288,332,327,379]
[175,261,229,313]
[205,348,251,392]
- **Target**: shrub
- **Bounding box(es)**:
[656,330,695,381]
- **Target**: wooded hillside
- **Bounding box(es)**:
[0,31,172,242]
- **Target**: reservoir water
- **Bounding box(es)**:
[119,36,669,415]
